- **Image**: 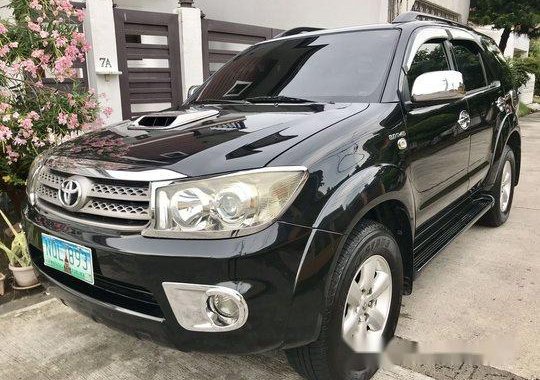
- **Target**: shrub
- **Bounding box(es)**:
[0,0,109,215]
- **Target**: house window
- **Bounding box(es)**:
[411,0,460,22]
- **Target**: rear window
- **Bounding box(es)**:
[195,29,400,103]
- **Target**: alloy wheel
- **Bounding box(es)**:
[342,255,392,352]
[500,160,512,212]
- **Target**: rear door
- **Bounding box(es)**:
[449,38,501,189]
[404,37,471,226]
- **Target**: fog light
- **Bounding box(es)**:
[162,282,248,332]
[209,294,240,319]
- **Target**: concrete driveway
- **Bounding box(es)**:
[1,113,538,380]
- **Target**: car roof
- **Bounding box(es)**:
[263,20,487,45]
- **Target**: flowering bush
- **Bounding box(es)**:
[0,0,107,214]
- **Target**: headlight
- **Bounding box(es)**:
[26,152,47,206]
[142,167,308,238]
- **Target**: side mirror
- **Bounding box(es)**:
[411,70,465,103]
[187,85,201,99]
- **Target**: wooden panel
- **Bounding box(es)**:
[202,19,283,79]
[207,31,266,45]
[114,9,182,119]
[124,24,169,36]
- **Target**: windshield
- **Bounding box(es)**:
[194,29,400,104]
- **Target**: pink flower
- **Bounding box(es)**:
[0,125,12,141]
[13,136,27,146]
[54,36,67,47]
[32,135,45,147]
[0,103,11,113]
[67,113,79,129]
[21,118,33,129]
[54,55,74,79]
[0,23,7,35]
[103,107,113,117]
[29,0,42,10]
[39,30,49,38]
[84,99,97,109]
[28,111,40,120]
[5,145,19,164]
[31,49,44,58]
[39,54,51,65]
[0,45,10,57]
[75,9,85,22]
[57,112,68,125]
[21,59,38,77]
[28,22,41,32]
[67,93,76,106]
[20,127,33,139]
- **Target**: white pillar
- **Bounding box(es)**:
[84,0,123,123]
[177,6,205,100]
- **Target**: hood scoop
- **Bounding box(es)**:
[129,109,219,130]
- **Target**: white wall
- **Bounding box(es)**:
[519,74,535,105]
[0,0,11,19]
[114,0,178,13]
[114,0,389,29]
[114,0,471,29]
[474,25,531,58]
[194,0,389,29]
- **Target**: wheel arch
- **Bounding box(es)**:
[282,165,415,348]
[507,129,521,185]
[310,164,416,296]
[485,113,521,189]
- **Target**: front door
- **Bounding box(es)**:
[404,40,471,226]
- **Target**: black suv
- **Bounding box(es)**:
[23,12,520,380]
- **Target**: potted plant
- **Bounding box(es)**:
[0,272,5,296]
[0,209,38,288]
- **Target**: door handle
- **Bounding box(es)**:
[458,110,470,130]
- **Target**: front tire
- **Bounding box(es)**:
[480,146,516,227]
[286,221,403,380]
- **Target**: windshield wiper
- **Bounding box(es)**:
[244,95,316,104]
[193,99,251,105]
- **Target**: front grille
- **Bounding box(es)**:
[35,166,151,230]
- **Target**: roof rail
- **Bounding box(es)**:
[392,11,474,32]
[273,27,324,39]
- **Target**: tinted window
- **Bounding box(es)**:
[481,37,513,90]
[408,42,450,89]
[452,41,487,91]
[194,29,400,103]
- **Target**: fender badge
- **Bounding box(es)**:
[388,131,406,141]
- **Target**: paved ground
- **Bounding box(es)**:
[0,113,538,380]
[395,112,540,379]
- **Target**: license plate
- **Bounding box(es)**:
[42,233,94,285]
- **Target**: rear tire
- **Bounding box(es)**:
[480,146,515,227]
[285,220,403,380]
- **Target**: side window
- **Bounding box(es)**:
[452,41,487,91]
[481,37,513,90]
[408,42,450,90]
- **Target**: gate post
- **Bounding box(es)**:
[84,0,123,122]
[177,6,204,100]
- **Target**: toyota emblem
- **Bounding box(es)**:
[58,176,89,210]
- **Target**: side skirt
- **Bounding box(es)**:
[413,193,494,275]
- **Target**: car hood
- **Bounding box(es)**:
[52,103,369,177]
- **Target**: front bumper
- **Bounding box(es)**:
[23,205,340,354]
